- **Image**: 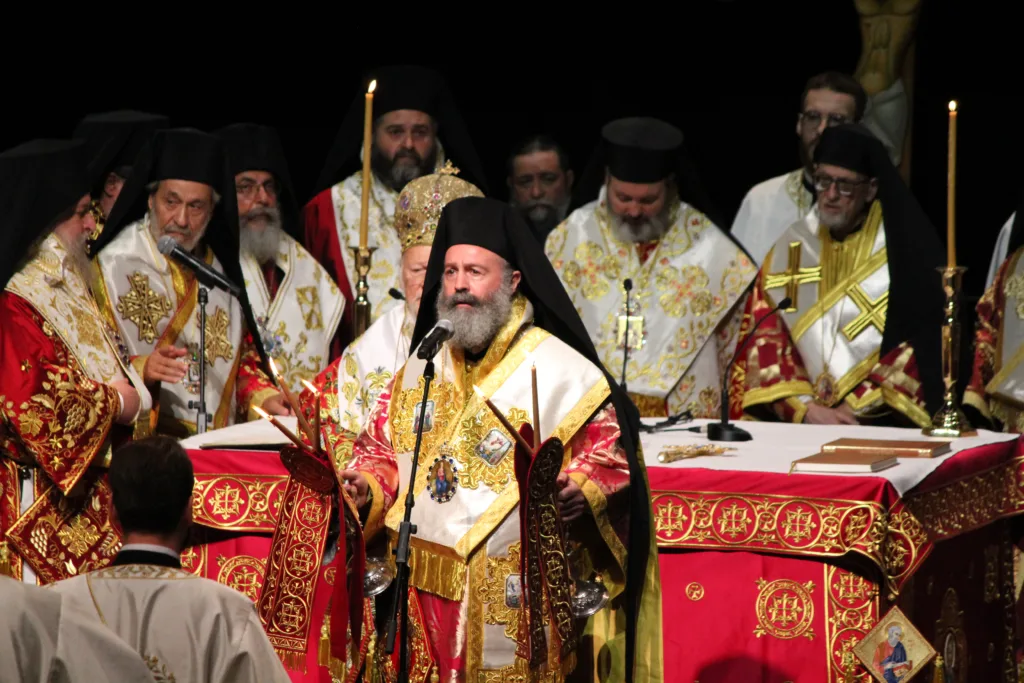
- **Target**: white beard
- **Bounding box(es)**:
[240,207,283,263]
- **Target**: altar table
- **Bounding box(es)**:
[645,419,1022,683]
[178,419,1024,683]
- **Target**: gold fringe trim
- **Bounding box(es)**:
[0,541,11,577]
[275,648,307,673]
[329,655,346,682]
[408,542,466,601]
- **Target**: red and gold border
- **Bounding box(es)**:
[191,473,288,532]
[651,490,929,596]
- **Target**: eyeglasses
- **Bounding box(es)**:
[236,179,278,198]
[800,110,850,129]
[813,172,868,197]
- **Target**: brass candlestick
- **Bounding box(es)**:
[351,246,377,339]
[924,266,975,437]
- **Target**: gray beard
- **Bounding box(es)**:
[512,197,571,235]
[148,212,209,253]
[608,208,672,243]
[435,277,515,352]
[240,207,284,263]
[55,231,92,285]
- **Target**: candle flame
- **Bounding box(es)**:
[948,100,958,112]
[368,79,377,94]
[472,384,484,398]
[300,379,319,395]
[253,405,271,420]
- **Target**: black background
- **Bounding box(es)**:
[5,2,1021,298]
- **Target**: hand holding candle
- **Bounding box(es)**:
[473,385,535,455]
[268,358,316,446]
[254,405,307,450]
[301,379,322,454]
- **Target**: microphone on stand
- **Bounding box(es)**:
[416,319,454,360]
[621,278,633,392]
[388,288,405,301]
[707,296,792,442]
[157,236,242,298]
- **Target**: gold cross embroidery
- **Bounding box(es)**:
[764,242,822,311]
[842,286,888,339]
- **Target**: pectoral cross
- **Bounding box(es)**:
[842,286,888,339]
[764,242,822,311]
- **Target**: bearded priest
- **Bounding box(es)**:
[303,65,488,349]
[303,163,483,468]
[738,124,944,426]
[339,198,662,682]
[91,128,287,438]
[546,117,756,419]
[72,110,169,250]
[219,123,344,394]
[0,139,152,585]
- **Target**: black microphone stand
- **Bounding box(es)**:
[188,286,212,434]
[707,296,792,442]
[621,278,633,392]
[384,357,435,682]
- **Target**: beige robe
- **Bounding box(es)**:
[51,564,290,683]
[0,576,156,683]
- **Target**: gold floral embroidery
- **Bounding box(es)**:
[452,406,531,493]
[217,554,267,602]
[1003,272,1024,320]
[296,286,324,331]
[478,543,524,641]
[201,307,234,365]
[57,515,101,557]
[753,577,816,640]
[391,377,460,457]
[116,271,172,343]
[563,241,620,301]
[655,264,711,317]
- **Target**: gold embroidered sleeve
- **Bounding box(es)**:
[350,379,400,539]
[0,294,118,495]
[562,402,630,598]
[965,263,1006,423]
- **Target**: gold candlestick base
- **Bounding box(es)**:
[351,246,376,339]
[923,266,976,437]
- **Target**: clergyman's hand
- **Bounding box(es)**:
[803,402,859,425]
[556,471,586,522]
[340,470,369,509]
[261,393,294,416]
[143,346,189,384]
[110,379,141,424]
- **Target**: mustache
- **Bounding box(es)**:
[446,291,480,306]
[393,148,422,164]
[162,223,189,235]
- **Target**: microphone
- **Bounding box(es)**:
[707,296,792,442]
[416,319,454,359]
[157,236,242,298]
[388,288,405,301]
[621,278,633,392]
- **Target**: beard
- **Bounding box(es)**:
[819,199,868,236]
[512,196,571,237]
[608,205,672,243]
[148,212,209,253]
[53,229,94,286]
[371,143,438,192]
[240,206,283,263]
[435,277,516,353]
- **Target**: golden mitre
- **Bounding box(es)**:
[394,161,484,252]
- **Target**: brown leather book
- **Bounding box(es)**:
[820,437,951,458]
[791,451,898,473]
